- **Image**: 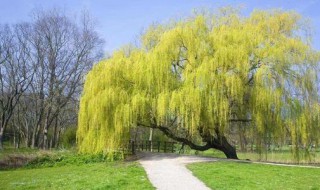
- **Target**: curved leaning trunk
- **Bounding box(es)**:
[209,135,238,159]
[155,124,239,159]
[199,127,239,159]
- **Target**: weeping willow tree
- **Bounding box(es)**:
[77,8,320,159]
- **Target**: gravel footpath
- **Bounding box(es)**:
[138,153,216,190]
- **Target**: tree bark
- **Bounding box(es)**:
[153,124,239,159]
[209,135,238,159]
[149,128,153,152]
[31,124,40,149]
[43,127,48,150]
[0,119,9,150]
[0,128,3,150]
[52,117,58,148]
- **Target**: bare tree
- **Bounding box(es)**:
[0,8,104,150]
[0,24,33,149]
[31,9,103,149]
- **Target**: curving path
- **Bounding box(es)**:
[138,153,216,190]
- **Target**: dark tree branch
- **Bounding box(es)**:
[137,122,211,151]
[229,119,252,122]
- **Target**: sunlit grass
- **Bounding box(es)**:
[178,146,320,164]
[237,151,320,164]
[188,161,320,190]
[0,162,154,190]
[0,147,154,189]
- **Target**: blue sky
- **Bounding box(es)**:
[0,0,319,53]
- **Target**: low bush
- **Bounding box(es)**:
[0,149,125,170]
[60,127,77,148]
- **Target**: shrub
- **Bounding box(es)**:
[60,127,77,148]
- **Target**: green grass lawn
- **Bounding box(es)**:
[0,162,154,190]
[180,147,320,164]
[188,161,320,190]
[237,151,320,164]
[0,147,154,189]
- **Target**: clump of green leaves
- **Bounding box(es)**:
[61,127,77,148]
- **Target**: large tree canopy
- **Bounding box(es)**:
[77,8,320,159]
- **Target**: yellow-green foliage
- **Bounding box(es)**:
[77,8,320,155]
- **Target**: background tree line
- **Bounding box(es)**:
[0,8,104,150]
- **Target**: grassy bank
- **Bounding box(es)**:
[188,161,320,190]
[0,162,154,190]
[0,148,154,189]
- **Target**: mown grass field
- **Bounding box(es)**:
[188,161,320,190]
[180,146,320,164]
[1,146,320,190]
[0,162,154,190]
[0,148,154,190]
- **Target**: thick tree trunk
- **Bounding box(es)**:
[56,128,61,148]
[24,120,30,147]
[31,130,36,149]
[43,111,51,150]
[43,127,48,150]
[220,145,238,159]
[155,124,239,159]
[0,129,3,150]
[31,124,41,149]
[13,127,16,148]
[31,126,37,148]
[52,118,58,148]
[209,136,238,159]
[199,127,238,159]
[149,128,153,152]
[0,120,8,150]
